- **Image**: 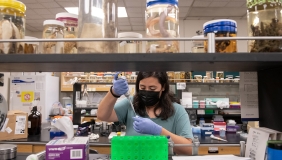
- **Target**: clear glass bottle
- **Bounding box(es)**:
[145,0,179,53]
[56,12,78,54]
[203,19,237,53]
[247,1,282,52]
[118,32,143,53]
[192,35,205,53]
[42,20,65,54]
[24,36,39,54]
[78,0,118,53]
[0,0,26,54]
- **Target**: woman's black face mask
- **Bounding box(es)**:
[138,90,160,106]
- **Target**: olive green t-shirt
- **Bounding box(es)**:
[114,97,193,139]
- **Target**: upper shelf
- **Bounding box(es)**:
[1,53,282,72]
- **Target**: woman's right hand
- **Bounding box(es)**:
[112,72,129,96]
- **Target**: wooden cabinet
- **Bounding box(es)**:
[198,146,240,156]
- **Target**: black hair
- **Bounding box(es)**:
[133,72,179,120]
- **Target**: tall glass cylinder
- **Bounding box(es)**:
[247,0,282,52]
[78,0,118,53]
[145,0,179,53]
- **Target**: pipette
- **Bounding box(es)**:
[120,76,137,116]
[210,134,228,142]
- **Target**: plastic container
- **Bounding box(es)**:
[24,36,39,54]
[56,12,78,54]
[0,0,26,54]
[267,141,282,160]
[28,106,42,135]
[77,0,118,53]
[213,122,226,132]
[193,100,199,108]
[145,0,179,53]
[199,100,205,108]
[194,75,202,83]
[201,127,214,136]
[219,128,226,137]
[42,20,65,54]
[111,136,168,160]
[199,118,205,127]
[203,19,237,53]
[192,35,205,53]
[118,32,143,53]
[247,1,282,52]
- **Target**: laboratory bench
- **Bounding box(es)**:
[0,129,245,156]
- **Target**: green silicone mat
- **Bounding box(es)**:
[111,136,168,160]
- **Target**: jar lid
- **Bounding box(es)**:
[193,100,199,102]
[203,19,237,29]
[24,36,39,45]
[118,32,142,38]
[43,20,65,27]
[204,26,237,34]
[147,0,178,7]
[268,142,282,150]
[0,144,17,154]
[0,0,26,13]
[56,12,78,20]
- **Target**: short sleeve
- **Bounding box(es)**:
[175,105,193,139]
[114,98,130,124]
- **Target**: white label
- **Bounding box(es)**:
[70,149,82,159]
[206,132,212,134]
[176,83,186,90]
[28,121,31,128]
[119,41,127,47]
[209,147,218,151]
[0,118,9,132]
[5,127,12,134]
[15,116,26,134]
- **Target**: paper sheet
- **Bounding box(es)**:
[239,72,259,120]
[245,128,270,160]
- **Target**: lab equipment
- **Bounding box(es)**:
[203,19,237,53]
[26,151,45,160]
[9,75,59,123]
[199,118,205,127]
[77,0,118,53]
[213,121,226,132]
[191,35,205,53]
[201,123,214,136]
[145,0,179,53]
[0,144,17,160]
[28,106,42,135]
[120,76,136,116]
[42,20,65,54]
[219,128,226,137]
[118,32,143,53]
[210,134,227,142]
[111,136,167,160]
[267,141,282,160]
[193,100,199,108]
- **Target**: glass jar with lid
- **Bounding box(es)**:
[0,0,26,54]
[203,19,237,53]
[56,12,78,54]
[77,0,118,53]
[118,32,143,53]
[145,0,179,53]
[42,20,65,54]
[247,0,282,52]
[192,35,205,53]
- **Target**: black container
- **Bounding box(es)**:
[28,106,41,135]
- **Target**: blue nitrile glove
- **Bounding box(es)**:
[112,72,129,96]
[133,116,162,135]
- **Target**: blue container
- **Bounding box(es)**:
[268,142,282,160]
[50,131,65,139]
[193,100,199,108]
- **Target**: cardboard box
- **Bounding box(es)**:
[0,110,28,141]
[46,137,89,160]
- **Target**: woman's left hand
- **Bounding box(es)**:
[133,116,162,135]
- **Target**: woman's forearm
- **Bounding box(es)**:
[97,91,118,121]
[161,128,193,155]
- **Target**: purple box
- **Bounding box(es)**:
[226,125,237,132]
[46,137,89,160]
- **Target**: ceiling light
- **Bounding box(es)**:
[64,7,128,18]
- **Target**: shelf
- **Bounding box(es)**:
[74,107,98,110]
[1,53,282,72]
[185,108,240,110]
[197,114,241,118]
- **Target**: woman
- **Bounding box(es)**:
[97,72,193,155]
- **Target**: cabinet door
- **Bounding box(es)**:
[198,146,240,155]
